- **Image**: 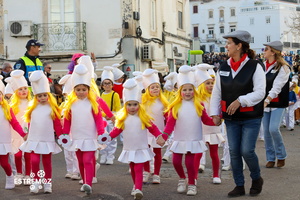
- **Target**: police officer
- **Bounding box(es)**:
[14,39,44,84]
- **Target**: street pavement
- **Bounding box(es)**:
[0,126,299,200]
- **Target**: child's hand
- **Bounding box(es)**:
[212,115,221,126]
[156,135,165,147]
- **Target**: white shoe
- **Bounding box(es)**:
[131,186,136,196]
[71,173,81,180]
[44,183,52,193]
[23,175,32,186]
[100,156,106,164]
[30,182,41,194]
[79,177,97,185]
[152,175,160,184]
[177,179,187,193]
[5,175,15,189]
[14,173,24,186]
[199,164,205,173]
[162,155,169,163]
[222,165,231,171]
[106,159,114,165]
[142,171,151,183]
[213,177,221,184]
[65,173,72,178]
[83,184,92,195]
[134,189,143,200]
[187,185,197,196]
[80,185,84,192]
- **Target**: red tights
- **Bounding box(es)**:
[76,150,95,186]
[15,151,31,175]
[172,152,195,185]
[144,148,162,175]
[0,154,12,176]
[129,162,144,190]
[31,152,52,181]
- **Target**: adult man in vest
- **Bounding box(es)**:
[14,39,44,84]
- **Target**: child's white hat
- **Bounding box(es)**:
[0,75,4,94]
[58,74,72,94]
[208,68,216,77]
[29,70,50,95]
[164,72,177,91]
[101,66,114,83]
[9,70,28,91]
[292,75,298,85]
[4,78,14,95]
[194,64,214,87]
[142,68,160,89]
[78,56,94,79]
[112,63,124,80]
[132,71,144,91]
[71,64,91,88]
[177,65,196,88]
[290,81,294,88]
[123,78,142,103]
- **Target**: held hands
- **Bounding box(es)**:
[57,134,71,148]
[226,99,241,115]
[97,132,112,145]
[212,115,222,126]
[156,135,166,147]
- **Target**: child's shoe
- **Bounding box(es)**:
[83,184,92,195]
[142,171,151,183]
[14,173,23,186]
[71,173,81,180]
[65,172,72,178]
[5,175,15,189]
[99,156,106,164]
[106,159,114,165]
[80,185,84,192]
[177,179,187,193]
[134,189,143,200]
[222,165,231,171]
[131,186,136,196]
[44,183,52,193]
[198,164,205,173]
[152,175,160,184]
[30,182,41,194]
[187,185,197,196]
[213,177,222,184]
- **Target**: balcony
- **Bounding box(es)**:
[206,34,216,42]
[33,22,87,53]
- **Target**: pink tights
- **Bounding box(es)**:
[129,162,144,190]
[15,151,31,175]
[172,152,195,185]
[0,154,12,176]
[76,150,95,186]
[31,152,52,181]
[144,148,162,175]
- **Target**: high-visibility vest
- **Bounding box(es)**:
[21,56,43,78]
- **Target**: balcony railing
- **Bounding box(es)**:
[206,34,216,41]
[33,22,86,52]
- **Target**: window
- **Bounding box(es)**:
[50,0,75,23]
[266,16,271,24]
[251,37,254,43]
[209,10,213,18]
[220,26,224,34]
[266,35,271,42]
[250,18,254,25]
[193,5,198,14]
[219,10,224,22]
[230,25,236,32]
[208,28,214,35]
[231,8,235,16]
[151,0,156,31]
[178,2,183,29]
[193,26,199,38]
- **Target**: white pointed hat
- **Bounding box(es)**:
[59,74,72,95]
[164,72,178,91]
[9,70,28,91]
[194,64,214,86]
[177,65,196,88]
[0,75,4,95]
[112,63,124,80]
[292,75,298,85]
[29,70,50,95]
[78,56,94,79]
[101,66,114,82]
[132,71,144,91]
[123,78,142,103]
[142,68,160,89]
[71,64,91,88]
[4,78,14,95]
[207,68,216,77]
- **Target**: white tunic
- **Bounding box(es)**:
[11,99,28,150]
[118,114,155,163]
[0,109,16,154]
[170,100,207,154]
[67,98,103,151]
[19,104,61,154]
[146,99,165,148]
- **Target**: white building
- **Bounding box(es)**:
[0,0,191,79]
[190,0,300,54]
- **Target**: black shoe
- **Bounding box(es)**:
[228,186,245,197]
[250,177,263,196]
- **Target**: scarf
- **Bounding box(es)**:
[230,53,248,72]
[265,60,276,71]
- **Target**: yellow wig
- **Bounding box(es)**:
[10,89,32,115]
[24,92,61,123]
[115,102,153,130]
[165,84,204,119]
[0,94,12,121]
[197,77,215,103]
[142,85,169,109]
[63,85,99,120]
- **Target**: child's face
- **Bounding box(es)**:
[36,93,48,105]
[148,83,160,97]
[204,79,214,94]
[17,87,29,99]
[74,84,89,100]
[126,100,139,115]
[102,79,113,92]
[181,84,194,101]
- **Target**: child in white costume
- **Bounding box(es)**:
[194,64,225,184]
[19,70,63,194]
[62,64,105,195]
[6,70,32,185]
[162,65,218,196]
[0,76,26,190]
[141,69,169,184]
[107,78,165,200]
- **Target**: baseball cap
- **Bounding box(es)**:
[26,39,44,48]
[263,41,283,51]
[223,30,251,43]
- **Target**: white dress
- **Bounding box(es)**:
[0,109,17,154]
[118,114,155,163]
[19,104,61,154]
[170,100,207,154]
[146,99,165,148]
[67,98,103,151]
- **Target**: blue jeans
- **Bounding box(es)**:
[262,108,287,162]
[225,118,261,186]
